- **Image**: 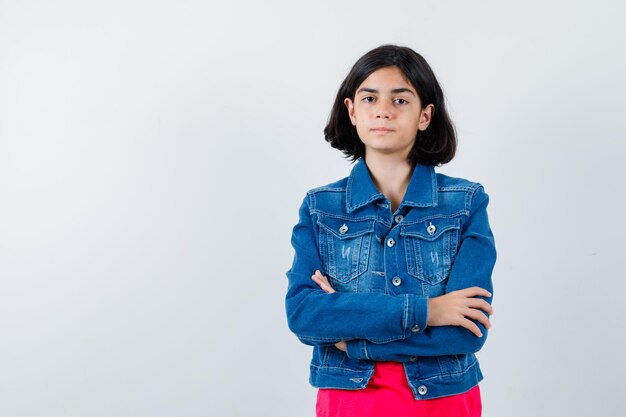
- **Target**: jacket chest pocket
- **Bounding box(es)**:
[317,216,374,287]
[400,217,460,285]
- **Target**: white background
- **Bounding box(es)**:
[1,1,625,416]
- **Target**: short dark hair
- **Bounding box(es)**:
[324,44,457,167]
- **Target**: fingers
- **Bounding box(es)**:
[462,295,492,332]
[456,286,492,299]
[463,307,491,330]
[461,318,484,337]
[311,274,331,293]
[335,340,347,352]
[311,270,336,294]
[428,287,494,335]
[466,298,494,316]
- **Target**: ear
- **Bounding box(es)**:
[344,98,357,126]
[418,104,435,131]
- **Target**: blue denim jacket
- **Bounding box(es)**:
[285,157,496,400]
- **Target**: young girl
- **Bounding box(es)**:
[285,44,496,417]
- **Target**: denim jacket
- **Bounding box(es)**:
[285,157,496,400]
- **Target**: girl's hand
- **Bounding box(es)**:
[311,270,336,294]
[428,287,493,337]
[310,271,345,351]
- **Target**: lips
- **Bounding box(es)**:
[371,128,394,133]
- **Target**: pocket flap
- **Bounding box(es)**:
[317,216,375,239]
[400,217,460,241]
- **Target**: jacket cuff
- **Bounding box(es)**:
[345,339,369,360]
[406,294,428,335]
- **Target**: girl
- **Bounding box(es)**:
[285,44,496,417]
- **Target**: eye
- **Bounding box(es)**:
[394,98,409,105]
[361,96,375,103]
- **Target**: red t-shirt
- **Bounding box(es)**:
[316,361,482,417]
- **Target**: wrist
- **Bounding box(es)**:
[426,296,438,327]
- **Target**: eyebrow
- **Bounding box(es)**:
[356,87,416,97]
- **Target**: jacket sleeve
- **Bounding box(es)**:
[285,193,429,346]
[345,185,497,360]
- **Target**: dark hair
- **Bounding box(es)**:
[324,44,456,166]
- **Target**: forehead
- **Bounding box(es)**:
[357,66,415,92]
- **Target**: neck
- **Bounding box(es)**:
[364,153,413,212]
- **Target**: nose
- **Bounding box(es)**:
[375,101,393,119]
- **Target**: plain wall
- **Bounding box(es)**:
[1,1,625,416]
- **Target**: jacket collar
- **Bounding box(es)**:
[346,158,438,213]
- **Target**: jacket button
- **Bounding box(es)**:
[339,224,348,234]
[418,385,428,395]
[392,277,402,286]
[386,238,395,247]
[426,223,436,235]
[411,325,421,333]
[394,214,404,223]
[410,356,418,362]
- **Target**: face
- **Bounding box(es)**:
[344,66,434,160]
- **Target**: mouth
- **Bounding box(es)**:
[371,128,394,133]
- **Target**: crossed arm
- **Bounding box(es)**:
[312,187,497,360]
[312,270,491,342]
[285,186,497,359]
[312,254,493,360]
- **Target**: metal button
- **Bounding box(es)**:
[392,277,402,286]
[411,325,421,333]
[410,356,418,362]
[394,214,404,223]
[386,238,395,247]
[339,224,348,234]
[426,222,436,235]
[418,385,428,395]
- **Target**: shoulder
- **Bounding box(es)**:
[299,176,349,212]
[305,176,349,196]
[436,172,484,192]
[293,176,351,219]
[435,172,489,212]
